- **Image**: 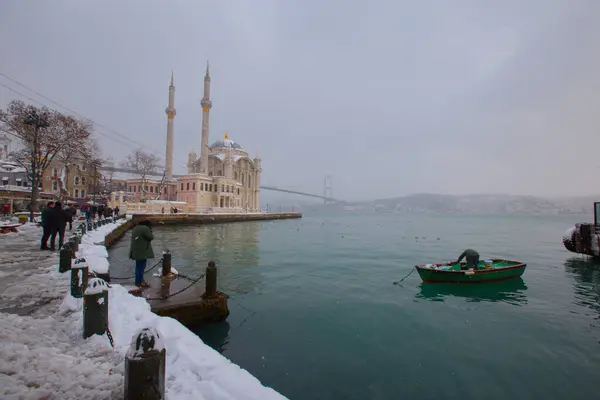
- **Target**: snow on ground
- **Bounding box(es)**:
[0,219,287,400]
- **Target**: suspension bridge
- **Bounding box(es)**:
[100,166,345,203]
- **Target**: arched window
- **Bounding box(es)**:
[218,170,222,176]
[181,183,184,190]
[82,177,86,185]
[74,176,79,185]
[186,182,190,191]
[193,182,196,190]
[221,184,224,192]
[200,183,204,191]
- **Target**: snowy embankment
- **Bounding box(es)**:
[0,220,286,399]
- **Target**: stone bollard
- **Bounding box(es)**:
[59,244,73,273]
[124,327,166,400]
[71,258,89,298]
[69,235,79,253]
[204,261,217,298]
[162,251,172,277]
[83,278,109,339]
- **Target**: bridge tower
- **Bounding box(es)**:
[323,175,333,204]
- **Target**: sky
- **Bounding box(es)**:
[1,0,600,202]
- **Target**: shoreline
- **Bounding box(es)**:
[1,219,287,399]
[105,211,301,248]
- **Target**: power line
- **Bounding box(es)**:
[0,81,147,150]
[0,73,191,172]
[0,71,158,153]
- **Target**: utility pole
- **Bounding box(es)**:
[94,162,97,205]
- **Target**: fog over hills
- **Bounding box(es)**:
[347,193,597,215]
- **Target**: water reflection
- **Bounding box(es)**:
[415,278,528,305]
[152,221,262,295]
[193,321,231,354]
[564,257,600,317]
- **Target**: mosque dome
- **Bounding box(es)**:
[210,132,244,150]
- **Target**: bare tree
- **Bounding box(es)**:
[0,100,92,221]
[97,157,126,199]
[122,149,166,202]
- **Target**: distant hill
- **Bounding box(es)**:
[343,193,598,215]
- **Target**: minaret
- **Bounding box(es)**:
[165,71,176,179]
[199,61,212,174]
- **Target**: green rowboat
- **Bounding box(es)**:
[415,259,526,284]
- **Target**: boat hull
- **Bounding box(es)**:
[416,260,526,284]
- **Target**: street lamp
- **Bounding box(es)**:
[23,109,50,222]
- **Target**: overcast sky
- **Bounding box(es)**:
[1,0,600,201]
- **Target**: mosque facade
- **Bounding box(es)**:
[169,64,262,212]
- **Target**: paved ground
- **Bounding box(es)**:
[0,223,72,316]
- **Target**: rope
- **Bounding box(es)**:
[143,273,206,301]
[110,259,163,280]
[229,295,257,329]
[393,268,415,285]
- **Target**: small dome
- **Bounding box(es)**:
[210,138,243,150]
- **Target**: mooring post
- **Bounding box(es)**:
[124,327,166,400]
[69,235,79,253]
[71,258,89,298]
[83,278,109,339]
[162,251,172,277]
[204,261,217,298]
[59,244,73,273]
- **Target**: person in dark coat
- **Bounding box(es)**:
[64,205,74,230]
[114,206,120,217]
[50,202,68,251]
[129,220,155,288]
[455,248,480,270]
[40,201,55,250]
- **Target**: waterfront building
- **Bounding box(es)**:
[172,64,262,212]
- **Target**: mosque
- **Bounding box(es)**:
[167,64,262,212]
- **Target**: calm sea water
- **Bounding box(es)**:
[108,211,600,399]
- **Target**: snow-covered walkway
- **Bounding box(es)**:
[0,221,287,400]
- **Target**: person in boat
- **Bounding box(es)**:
[455,248,480,270]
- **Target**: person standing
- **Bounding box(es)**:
[128,220,154,288]
[40,201,55,250]
[64,204,74,231]
[2,203,10,216]
[114,206,120,217]
[50,202,68,251]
